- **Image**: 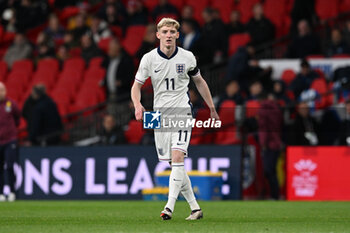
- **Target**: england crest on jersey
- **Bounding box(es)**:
[176,64,185,74]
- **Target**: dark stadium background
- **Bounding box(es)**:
[0,0,350,201]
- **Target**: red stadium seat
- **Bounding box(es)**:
[245,100,260,118]
[6,71,30,92]
[340,0,350,13]
[0,25,3,43]
[211,0,234,23]
[190,108,214,144]
[155,13,179,24]
[69,47,82,57]
[237,0,261,23]
[12,59,33,75]
[72,90,99,111]
[37,58,60,75]
[228,33,251,56]
[50,88,72,116]
[143,0,159,11]
[281,69,296,85]
[58,6,80,21]
[315,0,339,20]
[122,26,147,56]
[6,86,22,103]
[109,26,123,38]
[63,57,85,73]
[98,37,112,54]
[306,54,325,59]
[264,0,287,36]
[124,120,145,144]
[215,100,240,144]
[0,61,7,81]
[331,54,350,58]
[31,70,57,90]
[89,57,104,68]
[311,78,329,108]
[84,68,106,81]
[185,0,210,25]
[168,0,184,11]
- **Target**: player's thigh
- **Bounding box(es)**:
[171,127,192,155]
[154,131,172,161]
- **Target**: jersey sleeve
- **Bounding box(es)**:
[135,54,150,85]
[187,53,200,78]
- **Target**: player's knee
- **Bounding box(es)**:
[171,150,184,163]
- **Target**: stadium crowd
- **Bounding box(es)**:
[0,0,349,150]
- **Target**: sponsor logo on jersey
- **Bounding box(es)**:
[143,111,161,129]
[176,64,185,74]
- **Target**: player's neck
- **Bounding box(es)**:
[160,45,176,58]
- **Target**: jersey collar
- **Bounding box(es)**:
[157,46,178,60]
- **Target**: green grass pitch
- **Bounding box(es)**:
[0,201,349,233]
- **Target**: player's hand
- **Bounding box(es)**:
[210,109,220,121]
[135,104,145,121]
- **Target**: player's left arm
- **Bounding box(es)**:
[192,75,220,120]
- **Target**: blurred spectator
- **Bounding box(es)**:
[286,20,321,58]
[136,24,157,60]
[22,84,63,146]
[0,82,20,202]
[272,80,291,106]
[178,19,200,52]
[89,16,112,44]
[291,101,319,145]
[99,114,125,145]
[257,92,282,200]
[70,13,90,46]
[289,59,319,98]
[35,32,56,61]
[54,0,77,9]
[248,81,263,100]
[319,108,340,145]
[14,0,49,31]
[67,3,92,29]
[101,38,134,104]
[246,3,275,47]
[197,7,227,65]
[342,20,350,46]
[124,0,148,28]
[80,33,103,64]
[44,14,65,41]
[3,32,33,68]
[97,0,127,25]
[2,7,17,32]
[101,3,126,26]
[152,0,178,21]
[290,0,318,36]
[226,44,255,82]
[179,5,199,31]
[217,80,244,111]
[339,100,350,145]
[226,10,245,35]
[56,44,71,65]
[326,28,350,57]
[63,31,75,48]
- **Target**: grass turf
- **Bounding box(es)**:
[0,201,349,233]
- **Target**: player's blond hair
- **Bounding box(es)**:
[157,18,180,31]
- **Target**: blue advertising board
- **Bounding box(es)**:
[15,146,241,200]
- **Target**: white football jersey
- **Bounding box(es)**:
[135,47,200,109]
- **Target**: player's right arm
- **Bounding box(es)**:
[131,53,150,121]
[131,82,145,121]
